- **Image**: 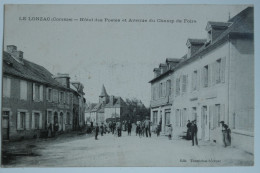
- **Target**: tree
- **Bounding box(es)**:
[124,98,150,123]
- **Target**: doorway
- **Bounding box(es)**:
[2,111,10,140]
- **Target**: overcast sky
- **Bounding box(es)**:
[3,4,249,106]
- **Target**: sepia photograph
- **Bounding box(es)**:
[1,3,255,167]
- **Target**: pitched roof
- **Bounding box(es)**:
[174,7,253,71]
[3,51,70,90]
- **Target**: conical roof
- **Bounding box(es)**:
[100,84,109,97]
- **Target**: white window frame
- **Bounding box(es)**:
[17,109,30,130]
[33,83,43,102]
[32,110,43,130]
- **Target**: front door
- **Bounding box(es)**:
[2,111,10,140]
[202,106,209,141]
[60,113,63,131]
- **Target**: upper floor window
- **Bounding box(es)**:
[159,83,163,98]
[203,65,209,87]
[3,77,11,98]
[182,75,188,93]
[215,59,221,84]
[53,89,59,103]
[47,88,53,102]
[176,78,180,96]
[192,70,198,91]
[166,80,171,96]
[33,83,43,101]
[20,80,27,100]
[59,91,65,103]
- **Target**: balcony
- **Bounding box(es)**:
[150,96,173,108]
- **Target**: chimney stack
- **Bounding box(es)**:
[6,45,24,63]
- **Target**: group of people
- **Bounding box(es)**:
[186,119,231,147]
[135,118,151,138]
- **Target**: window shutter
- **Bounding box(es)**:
[40,85,43,101]
[25,113,30,130]
[17,112,21,130]
[39,112,43,129]
[46,88,49,101]
[196,70,200,90]
[213,105,218,129]
[201,68,204,88]
[209,105,214,130]
[211,61,217,85]
[32,113,35,129]
[208,65,212,87]
[64,92,66,104]
[221,104,225,122]
[221,57,226,83]
[33,83,36,101]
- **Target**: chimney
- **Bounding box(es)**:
[186,39,206,58]
[7,45,24,63]
[153,68,161,78]
[7,45,17,54]
[54,73,70,88]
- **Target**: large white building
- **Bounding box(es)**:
[149,7,254,153]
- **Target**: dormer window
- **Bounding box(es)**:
[207,30,212,43]
[187,46,191,58]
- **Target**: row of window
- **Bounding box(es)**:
[151,57,226,100]
[3,77,72,104]
[152,104,225,130]
[1,110,72,131]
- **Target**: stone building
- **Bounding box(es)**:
[2,45,85,141]
[85,85,127,125]
[149,7,254,153]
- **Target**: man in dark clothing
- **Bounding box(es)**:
[95,123,99,140]
[186,120,192,140]
[144,118,151,138]
[190,120,198,146]
[100,123,104,136]
[127,120,132,136]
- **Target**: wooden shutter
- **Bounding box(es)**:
[221,57,226,83]
[39,112,43,129]
[40,85,43,101]
[209,105,214,130]
[31,113,35,129]
[221,104,225,122]
[17,112,21,130]
[32,83,36,101]
[208,65,211,87]
[46,88,49,101]
[197,70,200,90]
[25,112,30,130]
[201,68,204,88]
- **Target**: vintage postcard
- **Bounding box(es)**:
[1,4,254,167]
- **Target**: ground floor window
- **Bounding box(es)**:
[17,111,28,130]
[32,111,42,129]
[153,111,158,125]
[66,112,71,124]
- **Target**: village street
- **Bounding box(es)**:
[2,129,253,167]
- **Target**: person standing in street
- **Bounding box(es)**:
[168,124,173,140]
[116,121,122,137]
[219,121,231,147]
[190,120,198,146]
[127,120,132,136]
[156,124,161,137]
[144,117,151,138]
[95,123,99,140]
[100,123,104,136]
[186,120,192,140]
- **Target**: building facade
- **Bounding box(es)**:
[149,7,254,153]
[2,45,85,141]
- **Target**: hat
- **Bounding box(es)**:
[219,121,225,124]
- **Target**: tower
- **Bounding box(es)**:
[99,84,109,104]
